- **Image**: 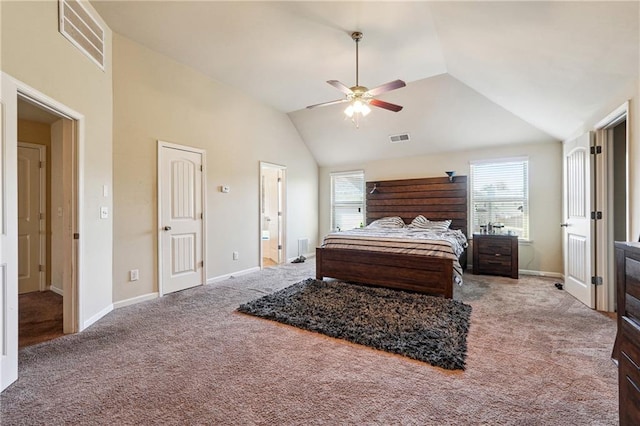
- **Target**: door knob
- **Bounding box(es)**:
[163,226,172,231]
[560,223,569,227]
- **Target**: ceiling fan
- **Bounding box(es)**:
[306,31,406,126]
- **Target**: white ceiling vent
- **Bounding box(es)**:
[389,133,410,143]
[59,0,105,70]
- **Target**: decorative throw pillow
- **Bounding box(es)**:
[409,215,452,231]
[408,215,429,228]
[367,216,406,229]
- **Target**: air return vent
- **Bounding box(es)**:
[298,238,309,257]
[389,133,410,143]
[59,0,105,70]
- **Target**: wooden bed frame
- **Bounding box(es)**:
[316,176,468,298]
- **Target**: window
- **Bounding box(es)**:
[470,158,529,239]
[331,171,365,231]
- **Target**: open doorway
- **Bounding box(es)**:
[17,96,78,346]
[260,162,286,268]
[595,102,629,312]
[2,74,83,391]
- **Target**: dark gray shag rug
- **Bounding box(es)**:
[237,278,472,370]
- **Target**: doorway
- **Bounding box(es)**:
[260,162,286,268]
[562,102,630,313]
[595,102,629,312]
[1,77,82,391]
[16,97,77,346]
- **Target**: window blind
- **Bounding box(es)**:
[470,158,529,239]
[331,171,365,231]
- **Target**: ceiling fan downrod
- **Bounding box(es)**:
[352,31,363,87]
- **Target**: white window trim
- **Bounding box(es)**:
[330,170,365,232]
[469,157,530,241]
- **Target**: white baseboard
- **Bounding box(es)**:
[519,269,564,279]
[207,266,261,284]
[82,304,113,331]
[466,265,564,280]
[286,252,316,263]
[113,292,159,309]
[49,285,64,296]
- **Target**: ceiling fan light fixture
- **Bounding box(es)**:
[356,100,371,116]
[345,100,371,118]
[306,31,406,127]
[344,104,355,118]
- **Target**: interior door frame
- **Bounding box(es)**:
[594,101,630,312]
[1,73,81,391]
[17,141,47,292]
[17,89,80,335]
[259,162,286,268]
[157,141,207,296]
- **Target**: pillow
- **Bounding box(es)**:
[408,215,429,228]
[408,215,452,231]
[426,220,452,231]
[366,216,406,229]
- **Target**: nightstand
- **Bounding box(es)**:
[472,234,518,279]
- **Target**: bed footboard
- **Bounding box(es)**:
[316,247,454,298]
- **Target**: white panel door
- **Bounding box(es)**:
[563,132,595,308]
[17,144,43,294]
[276,168,284,263]
[1,75,19,391]
[159,145,204,295]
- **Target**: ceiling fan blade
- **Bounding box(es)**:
[369,99,403,112]
[327,80,354,95]
[306,98,349,109]
[366,79,406,97]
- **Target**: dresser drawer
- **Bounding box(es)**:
[620,348,640,425]
[623,316,640,352]
[477,239,513,256]
[478,254,512,268]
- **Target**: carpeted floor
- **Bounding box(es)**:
[0,260,618,425]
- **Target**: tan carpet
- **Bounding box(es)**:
[0,260,617,425]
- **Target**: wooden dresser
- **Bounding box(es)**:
[472,234,518,279]
[614,241,640,425]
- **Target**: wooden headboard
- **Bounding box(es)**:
[366,176,468,237]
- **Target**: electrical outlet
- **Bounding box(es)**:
[130,269,139,281]
[233,251,239,260]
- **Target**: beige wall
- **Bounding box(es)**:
[17,119,52,287]
[319,142,563,274]
[112,34,318,303]
[2,1,113,325]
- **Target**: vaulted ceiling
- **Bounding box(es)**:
[92,1,639,167]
